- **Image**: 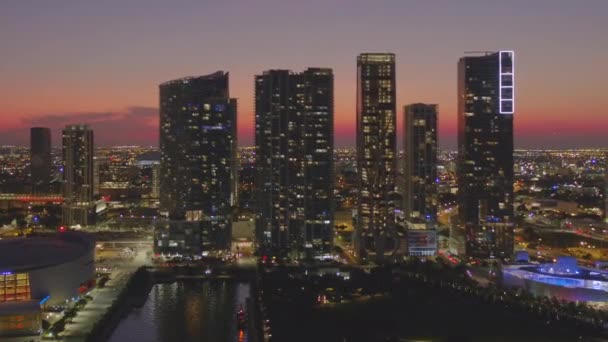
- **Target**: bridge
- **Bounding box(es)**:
[0,193,63,203]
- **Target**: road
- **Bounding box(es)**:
[59,246,152,341]
[334,238,358,265]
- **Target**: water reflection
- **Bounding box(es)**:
[109,280,249,342]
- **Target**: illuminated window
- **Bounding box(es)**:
[0,312,41,333]
[0,273,31,302]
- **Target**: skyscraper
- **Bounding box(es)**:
[355,53,397,263]
[457,51,515,258]
[157,71,237,255]
[403,103,438,222]
[255,68,334,259]
[151,162,160,199]
[62,124,95,226]
[30,127,52,194]
[92,156,109,197]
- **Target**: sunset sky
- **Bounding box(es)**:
[1,0,606,149]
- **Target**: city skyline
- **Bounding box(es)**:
[1,2,607,341]
[1,1,607,149]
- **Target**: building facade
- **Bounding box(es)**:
[255,68,334,259]
[355,53,398,263]
[62,125,95,226]
[157,71,237,255]
[402,104,438,257]
[30,127,52,194]
[151,162,160,199]
[92,156,109,197]
[457,51,515,258]
[403,103,438,223]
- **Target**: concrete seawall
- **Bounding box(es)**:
[85,265,260,342]
[83,267,153,342]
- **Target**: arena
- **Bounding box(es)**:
[503,256,608,303]
[0,232,96,341]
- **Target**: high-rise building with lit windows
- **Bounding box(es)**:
[255,68,334,259]
[30,127,52,194]
[62,124,95,226]
[403,103,438,223]
[355,53,397,263]
[157,71,237,255]
[457,51,515,258]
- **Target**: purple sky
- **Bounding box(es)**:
[1,0,607,148]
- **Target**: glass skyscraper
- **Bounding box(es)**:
[457,51,515,258]
[403,103,438,223]
[30,127,52,194]
[157,71,237,255]
[355,53,397,263]
[62,124,95,226]
[255,68,334,259]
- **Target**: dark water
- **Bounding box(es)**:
[109,280,250,342]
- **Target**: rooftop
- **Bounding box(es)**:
[0,232,95,272]
[357,53,395,63]
[159,71,227,86]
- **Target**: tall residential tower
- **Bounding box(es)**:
[355,53,397,263]
[402,104,438,257]
[457,51,515,258]
[30,127,52,194]
[62,125,95,226]
[255,68,334,259]
[157,71,237,255]
[403,103,438,223]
